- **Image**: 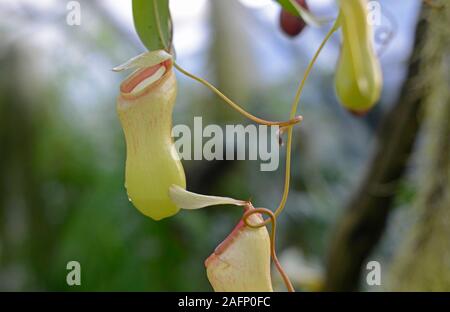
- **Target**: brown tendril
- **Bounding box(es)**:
[243,205,295,292]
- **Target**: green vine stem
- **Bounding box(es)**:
[271,16,341,222]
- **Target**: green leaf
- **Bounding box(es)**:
[277,0,327,27]
[277,0,298,15]
[132,0,171,51]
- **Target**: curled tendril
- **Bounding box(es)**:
[172,63,303,127]
[243,204,295,292]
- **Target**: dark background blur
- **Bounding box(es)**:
[1,0,449,291]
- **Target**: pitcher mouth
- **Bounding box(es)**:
[204,206,262,268]
[120,59,173,97]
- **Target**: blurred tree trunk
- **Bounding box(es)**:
[324,3,435,291]
[388,2,450,291]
